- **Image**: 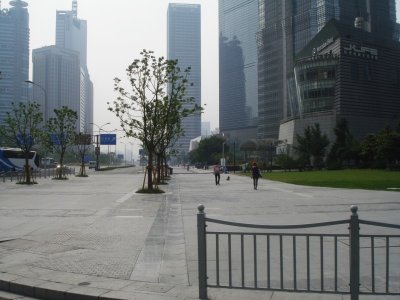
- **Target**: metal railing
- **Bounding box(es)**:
[197,205,400,300]
[1,167,76,183]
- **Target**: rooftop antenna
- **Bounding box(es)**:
[72,0,77,18]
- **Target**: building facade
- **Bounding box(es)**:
[219,0,259,145]
[0,0,29,124]
[279,19,400,151]
[32,46,81,128]
[167,3,201,156]
[257,0,399,140]
[31,0,93,132]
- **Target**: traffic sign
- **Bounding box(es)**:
[100,134,116,145]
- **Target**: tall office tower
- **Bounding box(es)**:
[56,0,92,132]
[32,46,81,130]
[31,0,93,132]
[0,0,29,125]
[257,0,400,139]
[219,0,258,145]
[56,0,87,68]
[167,3,201,157]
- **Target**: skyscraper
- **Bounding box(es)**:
[32,0,93,132]
[257,0,400,140]
[32,46,81,126]
[0,0,29,124]
[219,0,259,145]
[167,3,201,157]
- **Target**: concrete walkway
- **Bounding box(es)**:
[0,166,399,300]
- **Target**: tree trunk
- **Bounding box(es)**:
[24,157,31,184]
[147,151,153,190]
[80,155,86,176]
[157,154,161,184]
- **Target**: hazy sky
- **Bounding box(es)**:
[2,0,400,155]
[3,0,219,155]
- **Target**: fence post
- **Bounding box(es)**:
[197,204,208,300]
[349,205,360,300]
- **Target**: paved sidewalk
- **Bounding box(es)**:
[0,166,399,300]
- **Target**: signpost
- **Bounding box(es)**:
[100,134,117,145]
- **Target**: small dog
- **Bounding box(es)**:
[227,176,230,181]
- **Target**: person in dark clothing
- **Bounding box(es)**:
[251,162,261,190]
[213,163,221,185]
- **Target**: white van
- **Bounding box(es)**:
[88,161,96,169]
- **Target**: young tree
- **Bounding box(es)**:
[295,123,329,169]
[108,50,200,190]
[74,132,92,177]
[0,102,43,184]
[327,118,360,169]
[45,106,78,179]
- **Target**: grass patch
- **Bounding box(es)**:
[244,169,400,191]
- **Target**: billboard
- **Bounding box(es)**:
[100,134,117,145]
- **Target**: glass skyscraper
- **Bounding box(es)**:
[167,3,201,156]
[0,0,29,124]
[219,0,259,144]
[32,0,93,132]
[257,0,399,139]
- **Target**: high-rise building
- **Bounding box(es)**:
[257,0,400,140]
[32,46,81,128]
[279,19,400,150]
[0,0,29,124]
[167,3,201,156]
[219,0,259,145]
[32,0,93,132]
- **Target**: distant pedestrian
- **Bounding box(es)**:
[251,162,261,190]
[213,162,221,185]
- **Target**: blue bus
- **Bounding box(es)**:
[0,147,40,171]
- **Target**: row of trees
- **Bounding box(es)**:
[0,102,90,183]
[289,119,400,170]
[108,50,202,190]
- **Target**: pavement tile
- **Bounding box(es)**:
[9,278,46,298]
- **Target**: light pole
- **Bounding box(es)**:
[233,140,236,174]
[120,142,127,166]
[90,122,110,170]
[25,80,47,119]
[129,142,134,165]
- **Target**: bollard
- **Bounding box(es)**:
[349,205,360,300]
[197,204,208,299]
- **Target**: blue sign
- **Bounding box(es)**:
[51,133,61,145]
[100,134,117,145]
[17,134,33,146]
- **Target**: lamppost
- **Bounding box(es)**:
[129,142,134,165]
[90,122,110,170]
[25,80,47,119]
[233,140,236,174]
[120,141,126,166]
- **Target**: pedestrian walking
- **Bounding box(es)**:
[213,162,221,185]
[251,162,262,190]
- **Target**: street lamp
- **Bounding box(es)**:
[120,141,127,166]
[24,80,47,119]
[90,122,110,170]
[233,140,236,174]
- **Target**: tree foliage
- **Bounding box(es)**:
[0,102,43,183]
[189,135,226,165]
[327,118,360,169]
[295,123,329,169]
